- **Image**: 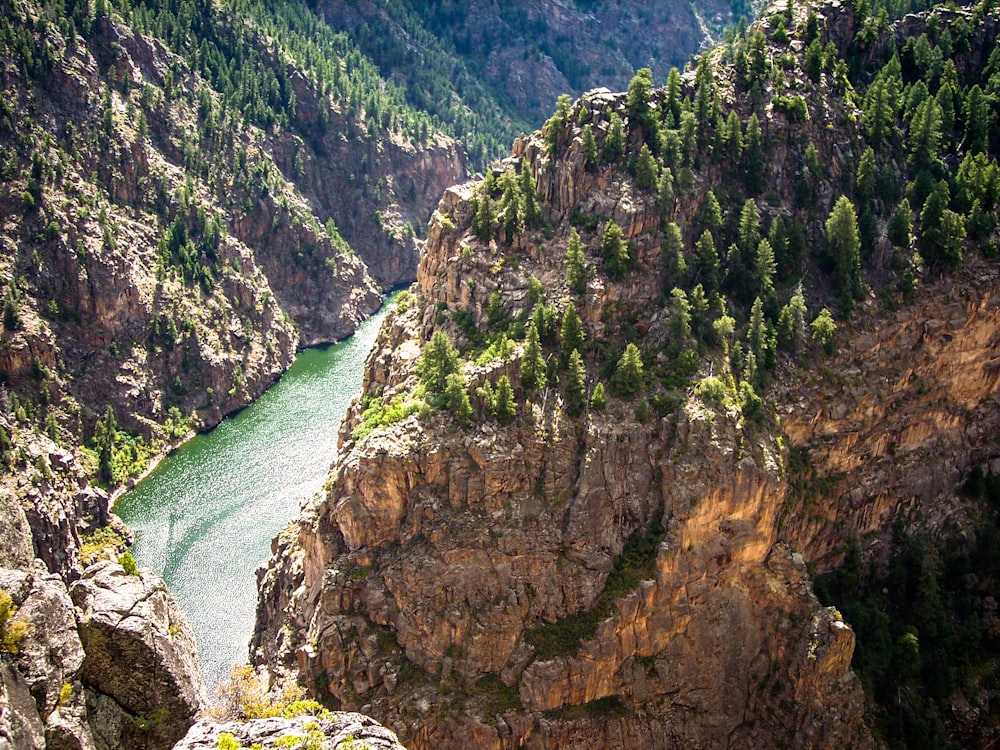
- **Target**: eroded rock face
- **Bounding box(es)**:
[173,713,407,750]
[69,561,204,750]
[253,291,873,748]
[1,559,204,750]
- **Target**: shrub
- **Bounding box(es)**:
[119,551,140,576]
[0,590,29,654]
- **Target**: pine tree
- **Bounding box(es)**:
[418,331,461,396]
[565,348,587,417]
[626,67,656,142]
[613,343,644,397]
[633,143,659,190]
[661,221,686,290]
[825,196,862,309]
[589,382,606,411]
[743,113,764,193]
[444,373,473,426]
[93,405,119,483]
[856,147,877,202]
[810,308,837,354]
[603,113,625,163]
[520,161,541,228]
[582,124,598,171]
[963,84,989,154]
[699,191,724,237]
[559,304,584,366]
[671,288,692,339]
[777,290,808,353]
[493,375,516,424]
[664,67,682,127]
[755,238,777,298]
[565,228,587,294]
[521,323,545,394]
[889,197,912,247]
[657,168,675,214]
[694,230,720,295]
[737,199,760,255]
[602,221,629,279]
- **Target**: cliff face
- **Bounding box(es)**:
[253,0,1000,745]
[321,0,725,130]
[781,267,1000,568]
[0,1,465,747]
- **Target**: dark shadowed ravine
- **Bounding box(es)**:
[115,297,395,692]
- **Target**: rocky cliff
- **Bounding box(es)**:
[253,0,1000,746]
[1,0,465,747]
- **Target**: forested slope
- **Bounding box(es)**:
[253,0,1000,747]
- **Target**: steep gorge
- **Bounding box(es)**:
[253,1,1000,746]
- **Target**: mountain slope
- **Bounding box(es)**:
[253,0,1000,747]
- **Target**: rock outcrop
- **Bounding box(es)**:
[174,713,406,750]
[253,1,1000,746]
[0,559,203,750]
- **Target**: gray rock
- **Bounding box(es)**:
[70,561,205,750]
[172,712,407,750]
[0,661,44,750]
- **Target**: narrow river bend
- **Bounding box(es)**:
[115,299,394,693]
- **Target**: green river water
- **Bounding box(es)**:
[115,299,394,692]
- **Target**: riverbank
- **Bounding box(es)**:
[115,299,397,691]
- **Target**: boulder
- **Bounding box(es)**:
[70,561,205,750]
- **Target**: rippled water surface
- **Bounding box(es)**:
[116,300,393,691]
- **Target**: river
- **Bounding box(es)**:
[115,298,394,694]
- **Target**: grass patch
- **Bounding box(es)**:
[352,393,428,441]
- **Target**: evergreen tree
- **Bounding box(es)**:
[93,406,119,483]
[671,287,692,339]
[519,161,541,228]
[699,190,724,236]
[755,238,777,298]
[521,323,545,394]
[724,109,743,162]
[493,375,516,424]
[777,290,808,353]
[694,230,720,295]
[743,113,765,193]
[603,113,625,163]
[418,331,461,396]
[906,97,944,175]
[657,168,675,214]
[565,348,587,417]
[747,296,769,367]
[661,221,686,290]
[559,304,584,366]
[545,93,573,157]
[810,308,837,354]
[889,197,912,247]
[664,67,682,127]
[856,147,877,202]
[602,221,629,279]
[444,373,473,426]
[918,180,963,269]
[613,342,645,397]
[964,84,989,154]
[589,381,606,411]
[565,228,587,294]
[633,143,659,190]
[626,67,656,142]
[582,124,598,171]
[737,199,761,255]
[825,196,863,309]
